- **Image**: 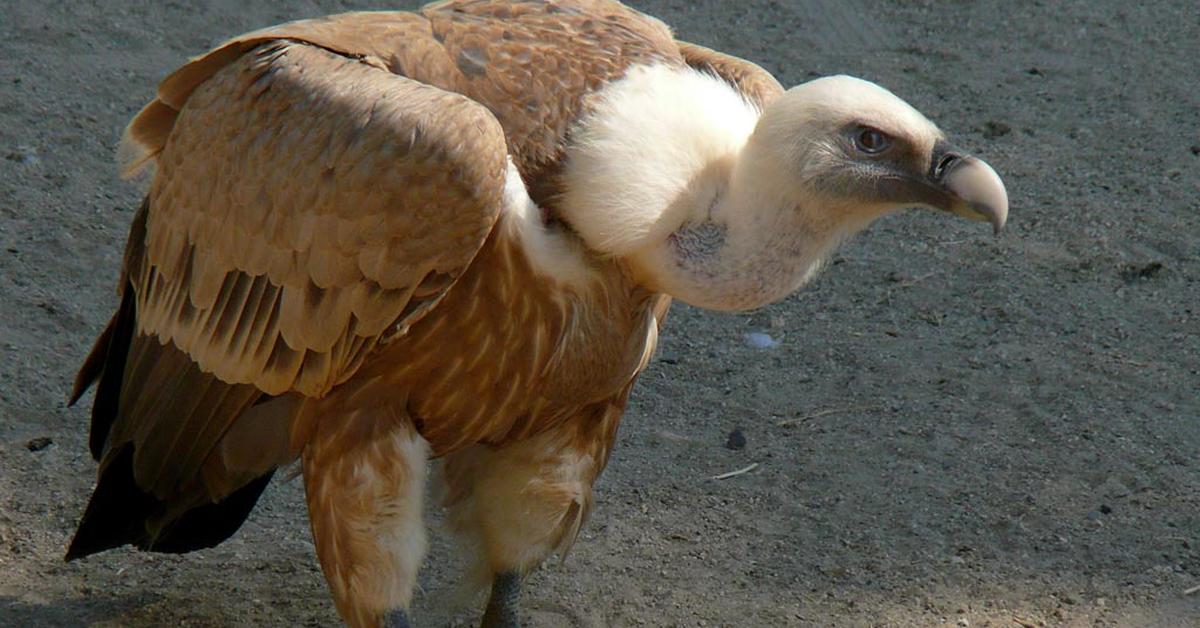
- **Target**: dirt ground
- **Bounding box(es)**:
[1,0,1197,626]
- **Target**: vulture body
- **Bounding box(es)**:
[66,1,1008,626]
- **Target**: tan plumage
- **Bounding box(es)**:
[67,2,1008,627]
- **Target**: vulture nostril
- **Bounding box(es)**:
[935,152,961,179]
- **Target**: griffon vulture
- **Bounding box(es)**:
[65,1,1009,626]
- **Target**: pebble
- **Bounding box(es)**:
[26,436,53,452]
[1121,261,1164,281]
[743,331,779,349]
[982,120,1011,139]
[5,146,39,166]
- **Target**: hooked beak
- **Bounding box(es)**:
[930,143,1009,234]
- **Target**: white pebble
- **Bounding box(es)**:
[743,332,780,349]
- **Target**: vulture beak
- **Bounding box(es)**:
[928,142,1009,234]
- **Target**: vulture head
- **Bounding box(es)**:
[562,69,1008,311]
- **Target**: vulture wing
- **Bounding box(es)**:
[676,40,784,109]
[68,39,507,557]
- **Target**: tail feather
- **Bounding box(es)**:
[83,289,138,459]
[66,445,158,560]
[66,444,275,560]
[69,310,116,407]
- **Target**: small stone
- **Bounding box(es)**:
[743,331,779,349]
[725,428,746,451]
[1100,477,1132,498]
[26,436,53,452]
[5,146,39,165]
[1099,504,1112,514]
[657,353,680,365]
[982,120,1012,139]
[1121,261,1164,282]
[1190,144,1200,156]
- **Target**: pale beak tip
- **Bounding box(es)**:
[948,156,1008,236]
[988,203,1008,235]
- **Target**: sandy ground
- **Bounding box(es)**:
[2,0,1198,626]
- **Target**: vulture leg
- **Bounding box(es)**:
[442,398,624,626]
[302,409,429,628]
[480,571,521,628]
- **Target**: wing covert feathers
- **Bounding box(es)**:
[137,41,507,397]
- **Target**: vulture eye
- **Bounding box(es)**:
[853,127,892,155]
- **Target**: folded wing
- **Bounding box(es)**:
[69,40,508,556]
